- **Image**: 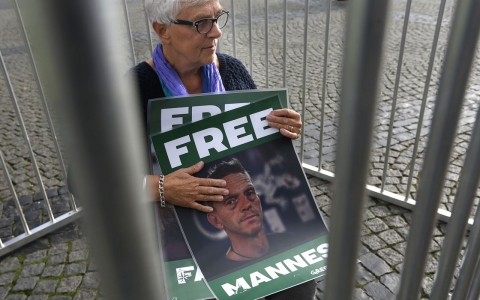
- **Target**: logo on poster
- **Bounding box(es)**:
[176,266,194,284]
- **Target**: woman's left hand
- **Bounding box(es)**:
[266,108,302,139]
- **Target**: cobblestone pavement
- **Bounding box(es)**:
[0,0,479,299]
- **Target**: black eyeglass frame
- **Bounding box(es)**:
[171,10,229,34]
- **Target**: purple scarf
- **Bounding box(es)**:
[152,43,225,97]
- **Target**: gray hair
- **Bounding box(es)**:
[144,0,214,25]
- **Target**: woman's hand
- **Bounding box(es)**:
[146,161,228,212]
[266,108,302,139]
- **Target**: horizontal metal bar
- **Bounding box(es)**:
[0,209,83,257]
[302,163,474,228]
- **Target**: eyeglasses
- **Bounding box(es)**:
[171,10,229,34]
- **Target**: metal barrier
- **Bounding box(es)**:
[1,0,480,299]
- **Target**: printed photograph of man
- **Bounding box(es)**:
[174,138,328,283]
[206,158,285,262]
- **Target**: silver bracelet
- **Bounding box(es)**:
[158,175,165,207]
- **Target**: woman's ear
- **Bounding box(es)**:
[153,22,170,44]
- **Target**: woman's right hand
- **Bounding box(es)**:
[147,161,228,212]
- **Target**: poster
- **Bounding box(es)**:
[149,89,288,300]
[151,95,329,299]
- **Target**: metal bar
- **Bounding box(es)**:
[0,150,31,235]
[248,0,253,75]
[230,0,236,57]
[380,0,412,192]
[0,209,83,257]
[303,162,475,227]
[317,0,332,169]
[143,0,153,56]
[430,105,480,300]
[282,0,287,88]
[0,46,56,224]
[397,0,480,297]
[122,0,136,66]
[452,199,480,300]
[13,0,78,213]
[466,259,480,300]
[36,0,166,299]
[264,0,269,88]
[323,0,390,299]
[299,0,309,163]
[404,0,447,201]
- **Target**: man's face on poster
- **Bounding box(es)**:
[207,172,263,237]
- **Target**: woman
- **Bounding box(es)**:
[132,0,315,298]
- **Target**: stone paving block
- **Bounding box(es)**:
[12,277,38,292]
[33,280,58,294]
[0,286,10,299]
[360,253,392,277]
[64,262,87,276]
[68,250,88,263]
[48,243,68,255]
[50,231,78,245]
[356,265,375,286]
[422,276,434,297]
[353,288,373,299]
[0,272,15,286]
[363,282,395,300]
[377,248,403,267]
[46,253,67,266]
[370,206,392,217]
[24,250,47,264]
[380,272,400,294]
[0,258,20,274]
[20,263,45,278]
[364,218,389,233]
[378,230,404,246]
[5,295,27,300]
[41,265,64,278]
[81,272,100,289]
[361,235,387,251]
[383,215,407,228]
[56,276,82,293]
[50,297,72,300]
[27,295,48,300]
[73,290,97,300]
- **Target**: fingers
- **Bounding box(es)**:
[266,109,303,139]
[184,161,204,175]
[190,202,214,213]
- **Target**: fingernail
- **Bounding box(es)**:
[223,189,229,195]
[206,207,213,212]
[220,180,226,186]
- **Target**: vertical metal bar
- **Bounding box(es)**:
[380,0,412,192]
[323,0,389,299]
[317,0,331,169]
[404,0,447,201]
[0,150,31,235]
[466,260,480,300]
[396,0,480,297]
[299,0,309,162]
[143,0,154,56]
[230,0,236,57]
[452,202,480,300]
[264,0,269,88]
[0,49,56,224]
[35,0,166,299]
[122,0,136,66]
[248,0,253,75]
[13,0,78,213]
[282,0,287,88]
[430,105,480,300]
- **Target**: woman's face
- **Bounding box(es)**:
[161,0,223,70]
